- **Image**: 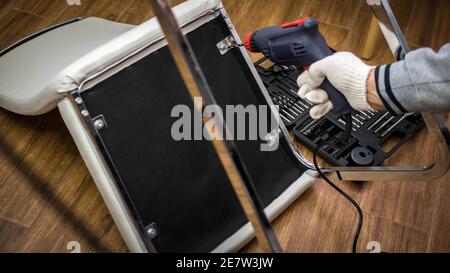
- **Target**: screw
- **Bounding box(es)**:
[94,119,105,130]
[75,97,83,105]
[81,110,89,117]
[147,227,157,238]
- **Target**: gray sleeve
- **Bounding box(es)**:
[375,43,450,115]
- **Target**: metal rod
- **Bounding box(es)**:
[381,113,414,137]
[367,112,389,131]
[148,0,281,253]
[374,116,395,134]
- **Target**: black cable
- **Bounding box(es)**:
[312,113,364,253]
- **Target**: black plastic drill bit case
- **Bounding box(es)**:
[256,64,424,167]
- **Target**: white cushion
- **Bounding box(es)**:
[0,0,220,115]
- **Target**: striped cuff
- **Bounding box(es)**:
[374,65,407,115]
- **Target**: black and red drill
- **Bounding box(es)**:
[244,17,352,115]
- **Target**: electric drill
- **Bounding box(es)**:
[244,17,352,115]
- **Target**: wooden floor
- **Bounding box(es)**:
[0,0,449,253]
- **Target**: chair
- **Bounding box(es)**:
[0,0,315,252]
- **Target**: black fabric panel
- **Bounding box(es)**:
[81,16,307,253]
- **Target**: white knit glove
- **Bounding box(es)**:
[297,52,375,119]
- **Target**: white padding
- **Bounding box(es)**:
[0,18,133,115]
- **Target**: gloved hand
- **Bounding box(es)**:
[297,52,375,119]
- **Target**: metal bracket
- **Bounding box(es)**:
[92,115,107,130]
[69,89,159,253]
[71,91,107,131]
[367,0,409,60]
[217,35,242,55]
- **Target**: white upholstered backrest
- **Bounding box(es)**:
[0,0,220,115]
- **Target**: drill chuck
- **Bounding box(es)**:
[244,31,258,52]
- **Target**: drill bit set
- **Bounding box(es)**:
[270,89,311,127]
[256,64,424,167]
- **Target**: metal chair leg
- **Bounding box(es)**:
[361,16,381,60]
[149,0,282,253]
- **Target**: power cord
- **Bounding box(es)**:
[312,113,364,253]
